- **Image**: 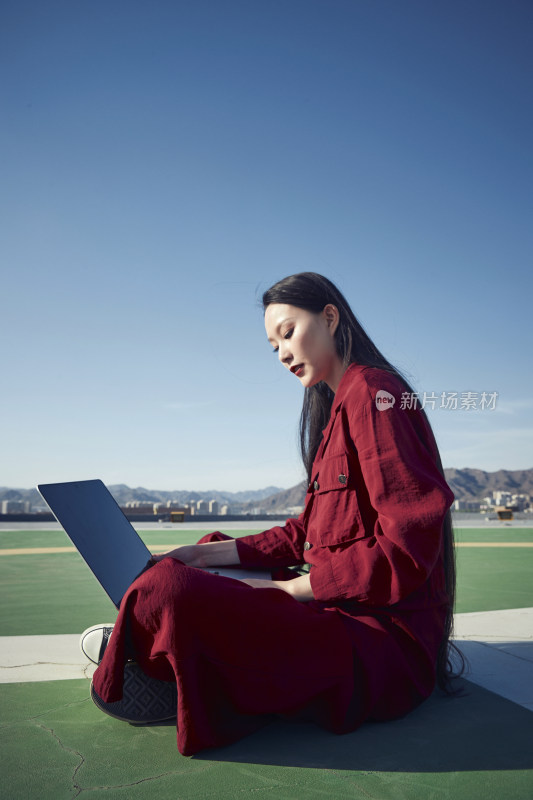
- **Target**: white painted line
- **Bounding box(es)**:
[453,607,533,643]
[453,607,533,712]
[0,634,95,684]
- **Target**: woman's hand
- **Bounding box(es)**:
[152,545,203,566]
[152,539,240,568]
[241,574,314,602]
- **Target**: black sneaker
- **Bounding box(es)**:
[90,662,177,724]
[80,624,115,665]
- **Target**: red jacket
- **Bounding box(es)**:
[236,363,454,719]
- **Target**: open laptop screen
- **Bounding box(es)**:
[38,479,153,608]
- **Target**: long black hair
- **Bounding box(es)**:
[262,271,464,693]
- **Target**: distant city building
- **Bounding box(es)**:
[220,505,230,515]
[285,505,305,516]
[510,494,530,511]
[453,499,481,512]
[492,491,513,507]
[196,499,207,513]
[1,500,31,514]
[154,502,187,514]
[208,499,219,515]
[123,501,153,514]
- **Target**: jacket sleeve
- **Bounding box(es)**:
[235,512,307,568]
[309,385,454,606]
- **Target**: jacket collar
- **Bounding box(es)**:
[315,364,365,460]
[331,362,365,414]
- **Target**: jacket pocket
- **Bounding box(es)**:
[311,452,365,546]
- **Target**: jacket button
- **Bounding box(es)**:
[313,480,319,491]
[338,474,347,484]
[304,541,313,551]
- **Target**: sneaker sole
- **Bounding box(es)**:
[90,662,177,724]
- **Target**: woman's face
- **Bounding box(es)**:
[264,303,345,392]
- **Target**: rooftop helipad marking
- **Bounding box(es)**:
[1,543,533,556]
[454,542,533,547]
[0,546,176,555]
[0,547,77,555]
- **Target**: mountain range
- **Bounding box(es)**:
[0,484,284,510]
[1,467,532,512]
[244,467,533,512]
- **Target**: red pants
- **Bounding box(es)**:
[92,534,356,755]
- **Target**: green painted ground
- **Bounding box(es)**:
[2,526,532,550]
[455,547,533,613]
[1,678,532,799]
[1,529,532,635]
[1,528,532,799]
[453,527,533,543]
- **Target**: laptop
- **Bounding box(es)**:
[37,479,268,608]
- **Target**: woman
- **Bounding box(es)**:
[86,272,461,756]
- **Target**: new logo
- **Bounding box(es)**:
[375,390,395,411]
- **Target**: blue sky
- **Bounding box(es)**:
[2,0,532,492]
